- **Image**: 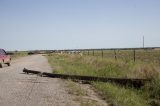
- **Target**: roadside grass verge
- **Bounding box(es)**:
[65,80,96,106]
[47,53,160,106]
[11,51,28,59]
[93,82,148,106]
[66,79,86,96]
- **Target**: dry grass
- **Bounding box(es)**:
[47,53,160,106]
[128,64,160,79]
[11,51,28,59]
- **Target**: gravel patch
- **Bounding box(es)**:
[0,54,79,106]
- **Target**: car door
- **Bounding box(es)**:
[0,49,8,63]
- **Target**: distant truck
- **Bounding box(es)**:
[0,49,11,68]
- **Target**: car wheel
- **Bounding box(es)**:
[0,63,2,68]
[7,63,11,66]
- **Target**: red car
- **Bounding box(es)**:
[0,49,11,68]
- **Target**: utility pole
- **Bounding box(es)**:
[143,36,144,48]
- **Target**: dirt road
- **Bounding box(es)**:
[0,55,79,106]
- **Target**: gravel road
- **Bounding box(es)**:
[0,55,79,106]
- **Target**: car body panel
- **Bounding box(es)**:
[0,49,11,67]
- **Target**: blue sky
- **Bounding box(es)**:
[0,0,160,50]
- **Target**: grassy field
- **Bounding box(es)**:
[10,51,28,59]
[82,49,160,64]
[47,51,160,106]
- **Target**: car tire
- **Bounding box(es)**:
[0,63,2,68]
[7,63,11,66]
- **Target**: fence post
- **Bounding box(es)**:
[88,50,89,55]
[101,49,103,58]
[114,50,117,61]
[93,50,94,56]
[133,49,136,62]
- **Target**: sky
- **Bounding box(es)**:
[0,0,160,50]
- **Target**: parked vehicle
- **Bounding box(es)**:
[0,49,11,68]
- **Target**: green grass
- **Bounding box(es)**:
[93,82,148,106]
[47,54,158,78]
[47,53,160,106]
